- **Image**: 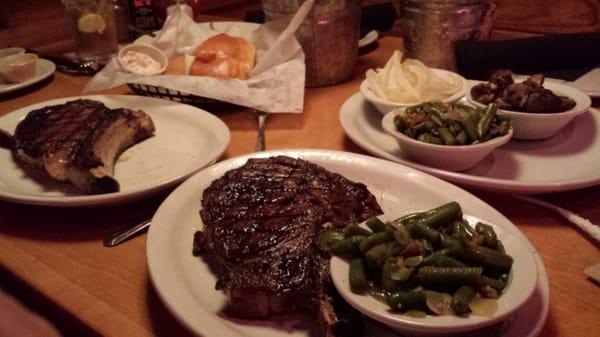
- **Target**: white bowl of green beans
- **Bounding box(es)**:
[327,202,538,335]
[381,102,513,171]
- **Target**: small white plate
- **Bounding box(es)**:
[0,58,55,95]
[339,93,600,194]
[0,95,230,206]
[331,212,538,334]
[146,149,549,337]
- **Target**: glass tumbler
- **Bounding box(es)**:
[62,0,119,63]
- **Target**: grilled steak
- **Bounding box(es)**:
[196,156,382,337]
[2,99,155,194]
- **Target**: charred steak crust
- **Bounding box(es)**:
[199,156,382,322]
[11,99,155,194]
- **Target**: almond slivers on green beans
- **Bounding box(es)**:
[321,202,513,317]
[393,102,512,145]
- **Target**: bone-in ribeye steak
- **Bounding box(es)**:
[197,156,382,337]
[2,99,155,194]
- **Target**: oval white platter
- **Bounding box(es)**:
[340,93,600,194]
[146,149,549,337]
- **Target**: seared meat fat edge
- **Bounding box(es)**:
[195,156,383,337]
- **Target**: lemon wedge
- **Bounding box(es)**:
[77,13,106,34]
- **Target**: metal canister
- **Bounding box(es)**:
[395,0,495,71]
[262,0,361,87]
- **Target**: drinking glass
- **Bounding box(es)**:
[62,0,119,63]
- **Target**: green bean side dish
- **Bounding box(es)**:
[319,202,513,317]
[393,102,512,145]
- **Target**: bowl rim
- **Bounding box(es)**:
[118,43,168,75]
[467,80,591,120]
[360,68,468,108]
[381,111,513,153]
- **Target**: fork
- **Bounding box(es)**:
[255,110,268,152]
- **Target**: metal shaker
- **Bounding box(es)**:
[262,0,361,87]
[395,0,495,71]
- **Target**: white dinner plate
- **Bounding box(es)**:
[340,93,600,194]
[0,95,230,206]
[146,149,549,337]
[0,59,56,95]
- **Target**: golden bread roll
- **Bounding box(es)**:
[164,56,186,75]
[190,33,255,80]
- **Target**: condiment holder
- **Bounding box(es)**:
[118,44,168,76]
[0,53,38,83]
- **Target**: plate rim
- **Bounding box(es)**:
[146,148,550,337]
[0,58,56,94]
[339,92,600,194]
[0,94,230,207]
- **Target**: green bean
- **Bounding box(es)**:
[437,127,456,145]
[477,275,507,292]
[391,223,411,246]
[496,239,506,254]
[317,230,343,250]
[365,242,401,270]
[422,253,467,268]
[366,217,387,232]
[359,231,392,254]
[498,120,510,136]
[451,285,476,315]
[476,103,497,139]
[417,266,483,286]
[475,222,498,248]
[458,104,480,123]
[394,115,408,132]
[430,114,444,127]
[419,239,434,255]
[455,130,468,145]
[330,235,367,256]
[455,246,513,272]
[408,222,441,245]
[460,116,478,142]
[386,290,427,311]
[391,212,424,225]
[440,234,462,253]
[349,258,369,293]
[418,133,443,145]
[343,224,372,238]
[415,202,462,229]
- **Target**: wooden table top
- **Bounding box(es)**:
[0,36,599,337]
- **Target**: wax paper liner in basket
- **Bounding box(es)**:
[84,0,315,113]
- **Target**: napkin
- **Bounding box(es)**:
[455,32,600,81]
[84,0,315,113]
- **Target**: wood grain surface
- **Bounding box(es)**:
[0,36,599,337]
